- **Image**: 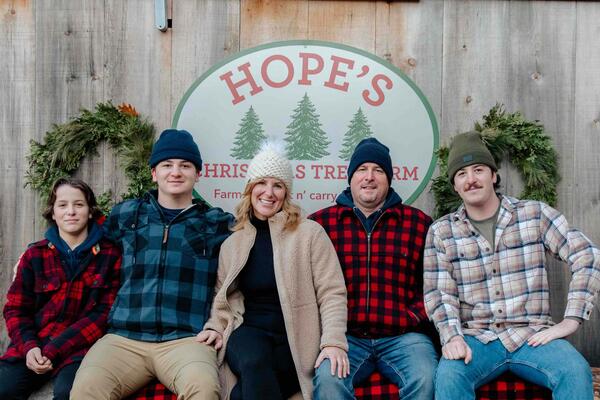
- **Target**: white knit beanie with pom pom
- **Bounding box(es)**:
[246,141,293,192]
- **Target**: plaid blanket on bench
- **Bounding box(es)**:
[126,371,552,399]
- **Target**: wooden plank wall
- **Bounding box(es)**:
[1,0,599,366]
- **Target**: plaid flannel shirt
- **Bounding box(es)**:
[310,202,432,337]
[424,195,600,352]
[2,238,121,373]
[104,191,233,342]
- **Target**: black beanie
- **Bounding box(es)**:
[149,129,203,171]
[347,138,393,184]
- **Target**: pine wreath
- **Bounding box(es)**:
[26,102,155,214]
[431,104,560,218]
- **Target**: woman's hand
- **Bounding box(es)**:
[26,347,53,374]
[314,346,349,378]
[196,329,223,350]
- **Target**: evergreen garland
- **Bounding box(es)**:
[26,102,155,214]
[432,104,560,218]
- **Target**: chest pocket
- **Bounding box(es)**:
[34,276,61,293]
[182,224,216,258]
[451,241,486,285]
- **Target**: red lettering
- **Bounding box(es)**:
[298,52,324,85]
[295,164,305,179]
[393,166,402,181]
[239,163,248,178]
[324,55,354,92]
[261,55,294,88]
[311,164,324,179]
[337,165,348,180]
[403,166,419,181]
[203,163,219,178]
[220,163,232,178]
[219,62,263,105]
[324,165,335,179]
[362,74,393,106]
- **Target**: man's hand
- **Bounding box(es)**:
[442,336,472,364]
[527,319,580,347]
[314,346,349,378]
[25,347,53,374]
[195,329,223,350]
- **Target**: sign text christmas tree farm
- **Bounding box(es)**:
[174,41,439,213]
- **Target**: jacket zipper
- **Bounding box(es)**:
[354,209,385,318]
[156,223,169,333]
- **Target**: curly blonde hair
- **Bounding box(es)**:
[232,180,301,231]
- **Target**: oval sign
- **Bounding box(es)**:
[173,40,438,214]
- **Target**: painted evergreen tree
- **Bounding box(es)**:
[284,93,330,160]
[339,108,374,160]
[230,106,267,159]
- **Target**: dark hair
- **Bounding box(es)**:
[494,173,502,190]
[42,178,103,225]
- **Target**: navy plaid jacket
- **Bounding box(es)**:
[104,191,233,342]
[310,191,432,338]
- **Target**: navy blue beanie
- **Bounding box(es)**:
[149,129,203,171]
[347,138,393,184]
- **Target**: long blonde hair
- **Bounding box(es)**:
[232,180,301,231]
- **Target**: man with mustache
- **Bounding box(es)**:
[424,131,600,400]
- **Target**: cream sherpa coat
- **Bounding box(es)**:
[204,212,348,400]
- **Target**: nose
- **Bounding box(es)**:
[263,184,275,197]
[171,165,182,175]
[364,169,375,181]
[465,169,477,183]
[66,204,76,215]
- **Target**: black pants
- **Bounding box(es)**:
[0,359,80,400]
[226,325,301,400]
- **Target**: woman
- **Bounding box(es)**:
[197,143,348,399]
[0,178,121,400]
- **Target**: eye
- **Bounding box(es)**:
[375,168,385,174]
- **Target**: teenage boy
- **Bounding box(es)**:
[71,129,233,400]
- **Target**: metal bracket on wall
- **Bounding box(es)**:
[155,0,168,31]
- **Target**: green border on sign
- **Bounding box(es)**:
[173,40,439,206]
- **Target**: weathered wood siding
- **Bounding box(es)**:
[1,0,599,366]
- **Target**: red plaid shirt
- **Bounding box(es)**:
[310,202,432,337]
[2,238,121,373]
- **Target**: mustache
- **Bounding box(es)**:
[465,183,483,191]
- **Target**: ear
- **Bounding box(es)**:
[151,168,158,183]
[492,170,497,184]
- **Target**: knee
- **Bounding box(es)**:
[53,384,71,400]
[71,366,117,398]
[312,361,352,400]
[236,352,271,373]
[555,355,592,383]
[175,363,219,400]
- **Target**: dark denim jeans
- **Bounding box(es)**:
[0,359,80,400]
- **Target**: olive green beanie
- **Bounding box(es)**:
[447,131,497,182]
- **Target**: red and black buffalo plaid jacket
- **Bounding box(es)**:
[1,232,121,374]
[309,188,432,338]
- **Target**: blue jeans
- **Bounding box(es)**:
[313,333,437,400]
[435,336,593,400]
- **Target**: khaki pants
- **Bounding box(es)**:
[70,334,219,400]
